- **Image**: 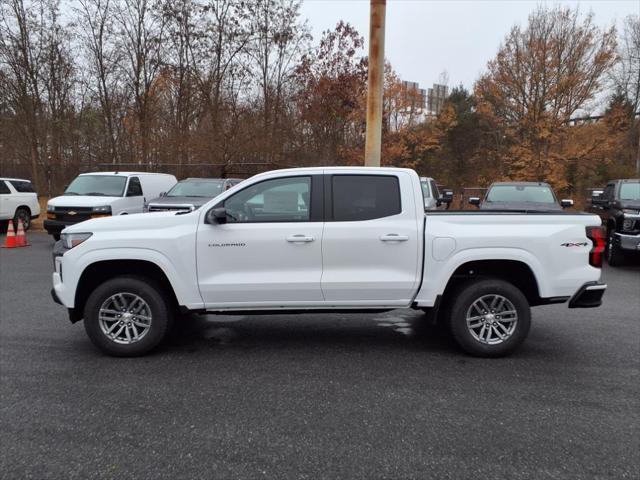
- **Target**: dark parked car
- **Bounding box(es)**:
[587,178,640,266]
[146,178,242,213]
[469,182,573,211]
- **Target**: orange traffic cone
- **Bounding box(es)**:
[2,221,17,248]
[14,219,29,247]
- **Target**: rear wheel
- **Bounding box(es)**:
[448,279,531,357]
[13,207,30,231]
[606,229,624,267]
[83,276,172,356]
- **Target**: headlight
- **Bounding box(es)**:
[60,232,92,249]
[47,204,55,213]
[92,206,112,215]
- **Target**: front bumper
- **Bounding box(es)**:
[568,282,607,308]
[614,232,640,252]
[44,218,76,235]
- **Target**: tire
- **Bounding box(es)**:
[13,207,31,231]
[606,229,624,267]
[83,276,172,356]
[448,278,531,358]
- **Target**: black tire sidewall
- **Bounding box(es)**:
[607,230,623,266]
[13,208,30,231]
[83,276,170,356]
[449,279,531,357]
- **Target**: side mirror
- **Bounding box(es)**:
[440,190,454,204]
[560,199,574,208]
[206,207,227,224]
[160,192,167,197]
[468,197,480,206]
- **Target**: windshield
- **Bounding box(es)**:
[64,175,126,196]
[619,182,640,201]
[167,180,225,198]
[486,185,556,203]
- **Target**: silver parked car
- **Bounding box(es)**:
[420,177,452,210]
[146,178,243,213]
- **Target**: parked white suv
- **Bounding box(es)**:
[45,172,176,240]
[0,177,40,230]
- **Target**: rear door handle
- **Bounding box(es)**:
[380,234,409,242]
[286,234,314,243]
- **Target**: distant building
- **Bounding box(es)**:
[427,83,449,116]
[400,81,427,111]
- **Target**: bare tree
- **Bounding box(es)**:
[77,0,124,165]
[115,0,167,165]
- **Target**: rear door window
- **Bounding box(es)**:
[331,175,401,221]
[0,181,10,194]
[9,181,34,193]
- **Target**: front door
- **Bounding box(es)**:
[321,172,421,306]
[196,175,324,308]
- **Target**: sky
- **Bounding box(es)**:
[300,0,640,92]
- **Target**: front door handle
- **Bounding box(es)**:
[380,234,409,242]
[286,234,314,243]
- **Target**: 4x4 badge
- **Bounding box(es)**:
[561,242,588,247]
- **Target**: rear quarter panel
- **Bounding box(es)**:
[415,213,603,307]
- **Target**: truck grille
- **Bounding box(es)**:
[147,204,194,213]
[53,207,94,223]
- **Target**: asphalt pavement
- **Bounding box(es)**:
[1,233,639,479]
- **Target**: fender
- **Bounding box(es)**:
[64,247,204,309]
[415,247,545,307]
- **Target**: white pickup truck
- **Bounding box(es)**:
[51,167,607,357]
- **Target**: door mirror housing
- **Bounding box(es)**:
[160,191,167,197]
[560,199,574,208]
[206,207,227,224]
[468,197,480,206]
[440,190,454,204]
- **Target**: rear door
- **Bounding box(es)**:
[196,174,325,307]
[120,176,144,214]
[321,172,421,306]
[0,181,11,218]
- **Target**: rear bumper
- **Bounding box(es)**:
[568,282,607,308]
[614,232,640,252]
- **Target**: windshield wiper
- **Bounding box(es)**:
[63,192,79,195]
[85,192,107,196]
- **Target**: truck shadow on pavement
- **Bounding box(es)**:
[164,311,460,355]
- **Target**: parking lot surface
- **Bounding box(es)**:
[1,233,639,479]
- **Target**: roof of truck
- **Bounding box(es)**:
[79,172,175,177]
[489,181,551,187]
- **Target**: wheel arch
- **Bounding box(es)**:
[14,205,32,216]
[440,259,545,307]
[74,260,181,321]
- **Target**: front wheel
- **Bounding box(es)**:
[13,207,31,231]
[83,276,172,356]
[448,279,531,357]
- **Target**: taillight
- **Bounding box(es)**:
[586,226,605,268]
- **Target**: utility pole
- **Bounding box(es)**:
[364,0,386,167]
